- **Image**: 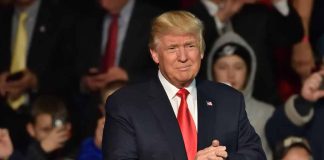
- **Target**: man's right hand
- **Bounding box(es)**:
[301,70,324,102]
[195,140,228,160]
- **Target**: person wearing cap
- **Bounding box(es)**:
[206,32,275,160]
[273,136,313,160]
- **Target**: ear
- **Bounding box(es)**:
[200,53,204,59]
[150,49,159,64]
[26,123,36,138]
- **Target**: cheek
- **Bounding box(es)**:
[213,69,227,82]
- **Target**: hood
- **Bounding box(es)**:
[206,31,256,99]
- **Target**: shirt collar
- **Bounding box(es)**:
[111,0,134,25]
[158,70,196,100]
[15,0,40,19]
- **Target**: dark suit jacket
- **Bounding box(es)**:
[0,0,76,150]
[103,77,266,160]
[74,1,161,82]
[188,2,303,105]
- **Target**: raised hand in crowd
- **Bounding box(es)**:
[301,70,324,102]
[217,0,245,22]
[81,67,128,92]
[0,128,13,159]
[38,125,71,153]
[4,70,38,101]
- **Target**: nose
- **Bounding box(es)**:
[227,68,235,79]
[177,47,188,62]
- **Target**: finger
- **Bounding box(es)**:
[215,147,228,158]
[313,90,324,100]
[212,139,220,147]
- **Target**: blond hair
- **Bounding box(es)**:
[149,10,205,53]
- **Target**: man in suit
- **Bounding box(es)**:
[73,0,161,139]
[188,0,304,105]
[102,10,265,160]
[0,0,75,150]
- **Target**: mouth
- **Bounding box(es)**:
[177,65,191,71]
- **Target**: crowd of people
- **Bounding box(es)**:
[0,0,323,159]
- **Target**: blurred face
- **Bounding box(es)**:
[29,114,53,141]
[28,114,70,141]
[150,33,203,88]
[213,55,247,90]
[282,147,312,160]
[99,0,128,14]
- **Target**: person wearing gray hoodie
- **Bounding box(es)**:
[207,32,275,160]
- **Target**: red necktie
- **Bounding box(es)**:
[102,14,118,72]
[177,88,197,160]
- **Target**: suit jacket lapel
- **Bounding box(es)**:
[147,78,187,160]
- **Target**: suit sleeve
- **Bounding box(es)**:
[265,105,305,150]
[102,94,138,160]
[229,94,266,160]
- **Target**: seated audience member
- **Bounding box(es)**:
[206,32,275,159]
[25,95,76,160]
[0,0,76,150]
[77,80,127,160]
[273,136,312,160]
[266,69,324,160]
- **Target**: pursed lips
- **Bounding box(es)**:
[176,65,191,71]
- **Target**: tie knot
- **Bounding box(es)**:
[110,14,119,20]
[177,88,189,99]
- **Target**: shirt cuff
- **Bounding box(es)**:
[284,94,314,126]
[273,0,290,16]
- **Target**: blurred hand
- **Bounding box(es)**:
[0,128,13,159]
[81,67,128,92]
[195,140,228,160]
[291,42,315,81]
[94,117,106,149]
[40,124,71,153]
[81,68,107,92]
[217,0,245,22]
[301,70,324,102]
[6,69,38,100]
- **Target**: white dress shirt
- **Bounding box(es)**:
[158,71,198,129]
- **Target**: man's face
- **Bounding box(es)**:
[213,55,247,90]
[150,33,203,88]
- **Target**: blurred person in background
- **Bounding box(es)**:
[266,69,324,160]
[207,32,275,159]
[0,0,76,151]
[188,0,304,105]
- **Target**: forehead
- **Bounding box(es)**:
[216,55,245,63]
[34,114,52,126]
[159,33,198,45]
